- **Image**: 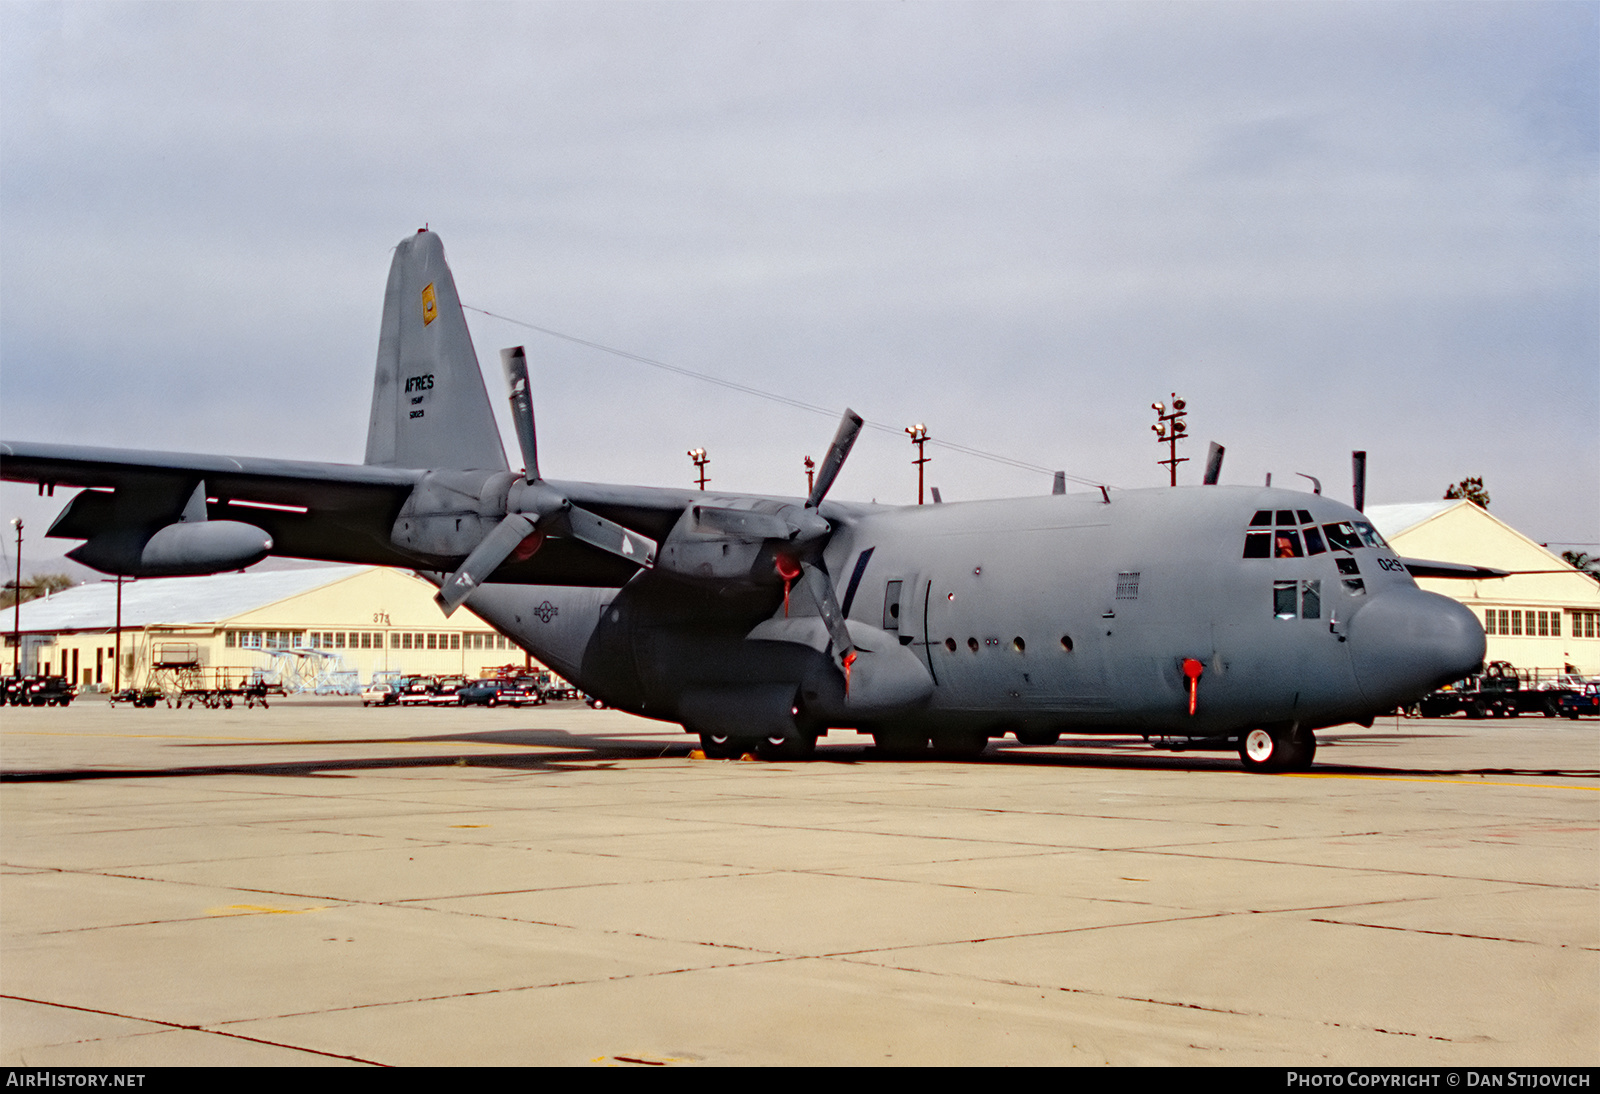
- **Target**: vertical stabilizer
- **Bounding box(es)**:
[364,230,508,471]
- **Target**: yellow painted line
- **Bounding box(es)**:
[1283,772,1599,791]
[4,730,532,748]
[206,903,326,917]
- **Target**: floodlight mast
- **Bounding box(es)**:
[905,424,931,505]
[1151,394,1190,486]
[687,448,710,491]
[9,519,20,678]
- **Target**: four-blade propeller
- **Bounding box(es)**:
[440,347,863,676]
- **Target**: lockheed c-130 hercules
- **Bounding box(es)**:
[0,229,1491,771]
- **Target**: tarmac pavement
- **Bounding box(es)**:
[1,697,1595,1066]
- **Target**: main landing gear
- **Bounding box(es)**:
[698,731,817,761]
[1237,725,1316,773]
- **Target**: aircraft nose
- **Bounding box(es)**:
[1347,589,1486,710]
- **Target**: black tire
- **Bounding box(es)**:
[699,731,751,759]
[1238,726,1316,773]
[756,734,816,761]
[1014,728,1060,746]
[871,731,930,758]
[931,730,990,758]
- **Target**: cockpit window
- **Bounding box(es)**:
[1274,530,1303,558]
[1250,510,1273,527]
[1244,532,1271,558]
[1353,521,1387,549]
[1302,526,1326,556]
[1323,522,1362,551]
[1296,510,1314,525]
[1276,510,1296,526]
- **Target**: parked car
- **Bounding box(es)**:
[458,677,546,707]
[362,680,401,707]
[1557,683,1600,719]
[396,676,437,706]
[3,676,75,706]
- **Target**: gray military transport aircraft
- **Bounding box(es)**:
[1,229,1490,771]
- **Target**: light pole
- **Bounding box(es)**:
[904,424,930,505]
[9,519,22,678]
[1151,395,1189,486]
[687,448,710,491]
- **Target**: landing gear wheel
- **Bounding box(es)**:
[1238,726,1316,773]
[931,730,990,758]
[699,731,748,759]
[756,734,816,761]
[871,731,930,759]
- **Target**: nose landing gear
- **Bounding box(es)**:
[1238,724,1316,773]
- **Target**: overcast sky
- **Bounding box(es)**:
[2,1,1596,578]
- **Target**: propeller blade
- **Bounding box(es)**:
[800,561,855,665]
[693,505,797,541]
[435,512,537,616]
[1352,450,1367,512]
[1203,443,1225,485]
[806,409,864,509]
[501,346,539,482]
[563,504,657,568]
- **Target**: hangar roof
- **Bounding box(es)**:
[9,565,373,635]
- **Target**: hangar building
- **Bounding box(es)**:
[1367,501,1600,678]
[3,565,535,691]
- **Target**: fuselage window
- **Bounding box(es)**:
[1301,580,1321,619]
[1274,580,1297,619]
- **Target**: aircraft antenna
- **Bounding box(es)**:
[464,305,1115,491]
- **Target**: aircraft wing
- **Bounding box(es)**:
[0,440,725,586]
[1399,557,1511,581]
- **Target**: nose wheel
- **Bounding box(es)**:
[1238,725,1316,772]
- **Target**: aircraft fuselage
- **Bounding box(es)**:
[460,484,1484,747]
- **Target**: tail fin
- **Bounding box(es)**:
[364,229,508,471]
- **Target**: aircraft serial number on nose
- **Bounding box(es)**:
[1376,557,1408,572]
[405,374,435,392]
